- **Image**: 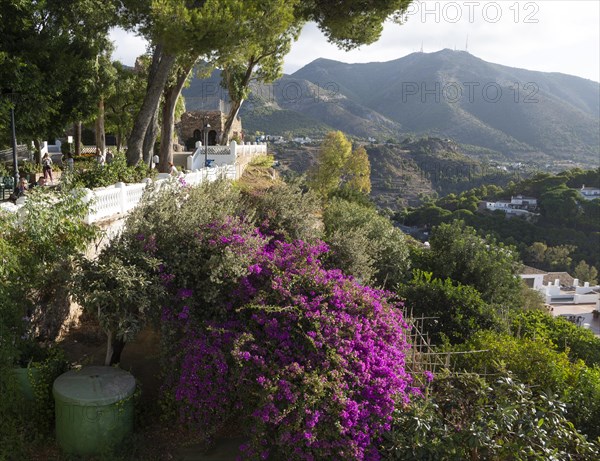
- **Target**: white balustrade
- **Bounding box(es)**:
[5,146,265,224]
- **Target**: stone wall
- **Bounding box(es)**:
[177,110,243,149]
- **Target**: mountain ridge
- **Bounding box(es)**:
[182,50,600,164]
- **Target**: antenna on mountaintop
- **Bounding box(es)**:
[465,34,469,53]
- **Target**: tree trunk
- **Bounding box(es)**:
[104,329,113,366]
[142,106,159,165]
[104,329,126,365]
[159,65,193,173]
[126,44,176,166]
[221,98,243,145]
[95,96,106,155]
[220,59,255,145]
[116,129,122,153]
[33,139,42,164]
[74,121,82,156]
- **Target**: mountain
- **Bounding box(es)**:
[291,50,600,163]
[182,50,600,164]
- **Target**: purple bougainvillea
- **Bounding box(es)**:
[161,219,417,460]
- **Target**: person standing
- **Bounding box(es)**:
[96,148,106,166]
[42,153,53,184]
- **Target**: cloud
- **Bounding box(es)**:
[109,27,148,66]
[282,1,599,82]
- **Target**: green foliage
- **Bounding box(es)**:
[453,327,600,440]
[573,260,598,284]
[67,153,155,189]
[540,185,584,223]
[343,145,371,194]
[0,348,69,458]
[511,310,600,368]
[323,198,410,288]
[455,331,582,394]
[381,372,600,460]
[241,179,322,243]
[74,236,164,364]
[0,0,116,145]
[398,271,501,344]
[80,180,252,353]
[1,188,97,340]
[417,221,523,309]
[299,0,413,51]
[308,131,353,198]
[524,242,576,271]
[402,168,600,270]
[308,131,372,199]
[249,154,276,168]
[568,366,600,439]
[105,61,147,151]
[18,160,42,175]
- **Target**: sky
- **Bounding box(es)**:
[110,1,600,82]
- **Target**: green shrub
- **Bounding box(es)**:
[18,160,42,175]
[68,153,155,189]
[241,179,322,243]
[323,198,411,288]
[512,309,600,367]
[381,372,599,460]
[0,162,10,177]
[249,154,275,168]
[454,331,582,394]
[398,271,502,344]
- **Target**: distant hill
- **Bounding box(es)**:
[272,137,516,210]
[182,51,599,164]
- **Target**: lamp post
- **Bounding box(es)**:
[203,117,211,167]
[2,89,20,188]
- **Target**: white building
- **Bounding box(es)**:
[511,195,537,207]
[578,185,600,201]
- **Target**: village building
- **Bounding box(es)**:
[578,185,600,201]
[483,194,538,217]
[176,110,243,150]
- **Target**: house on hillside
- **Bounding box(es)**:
[511,195,537,208]
[521,265,600,305]
[484,194,538,218]
[520,265,547,289]
[177,110,243,150]
[577,185,600,201]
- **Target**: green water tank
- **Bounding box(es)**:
[53,366,136,456]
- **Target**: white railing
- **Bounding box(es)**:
[189,140,267,171]
[1,156,248,223]
[82,164,237,224]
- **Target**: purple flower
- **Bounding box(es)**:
[424,370,434,383]
[177,306,190,320]
[248,264,262,274]
[177,288,193,299]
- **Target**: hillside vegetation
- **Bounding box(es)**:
[272,136,516,209]
[400,168,600,273]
